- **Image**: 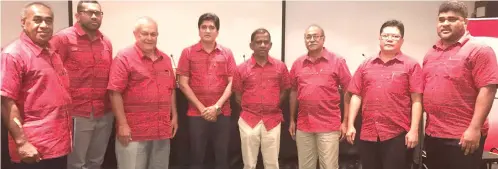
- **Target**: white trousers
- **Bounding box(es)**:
[238,118,281,169]
[115,139,170,169]
[296,130,340,169]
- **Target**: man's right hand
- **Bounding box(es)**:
[288,121,296,140]
[17,141,41,163]
[117,124,132,146]
[346,126,356,145]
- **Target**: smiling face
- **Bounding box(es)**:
[304,26,325,52]
[379,26,403,53]
[134,20,158,52]
[437,11,467,43]
[22,4,54,46]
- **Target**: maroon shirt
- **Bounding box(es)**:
[1,32,72,162]
[423,33,498,139]
[290,48,352,132]
[50,23,113,118]
[107,44,175,141]
[233,56,291,130]
[176,42,236,116]
[348,53,424,141]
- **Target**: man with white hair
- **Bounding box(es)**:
[107,16,178,169]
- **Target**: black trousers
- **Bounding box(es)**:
[189,115,230,169]
[424,135,486,169]
[358,133,413,169]
[11,155,67,169]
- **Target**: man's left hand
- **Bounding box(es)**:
[460,127,481,155]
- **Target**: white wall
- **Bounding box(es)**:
[1,1,70,48]
[284,1,475,73]
[72,1,283,66]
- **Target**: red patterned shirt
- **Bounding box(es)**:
[50,23,113,118]
[233,56,291,130]
[1,32,72,162]
[348,53,424,141]
[107,44,175,141]
[176,42,236,116]
[290,48,352,132]
[423,33,498,139]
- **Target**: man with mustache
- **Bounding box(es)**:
[50,1,114,169]
[108,16,178,169]
[1,2,72,169]
[422,1,498,169]
[233,28,290,169]
[345,20,424,169]
[177,13,236,169]
[288,25,352,169]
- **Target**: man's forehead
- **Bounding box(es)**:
[305,27,323,35]
[27,5,53,17]
[81,2,101,11]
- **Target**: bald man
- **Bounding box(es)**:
[107,17,178,169]
[1,2,71,169]
[289,25,352,169]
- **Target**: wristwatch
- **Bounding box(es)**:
[214,104,221,113]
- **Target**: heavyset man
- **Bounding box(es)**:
[1,2,72,169]
[422,1,498,169]
[107,17,178,169]
[50,1,114,169]
[233,28,290,169]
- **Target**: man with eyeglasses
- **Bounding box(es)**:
[345,20,423,169]
[422,1,498,169]
[1,2,71,169]
[177,13,236,169]
[288,24,351,169]
[50,1,113,169]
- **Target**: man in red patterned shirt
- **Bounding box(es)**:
[50,1,114,169]
[345,20,424,169]
[233,28,290,169]
[1,2,72,169]
[177,13,236,169]
[422,2,498,169]
[107,17,178,169]
[289,25,352,169]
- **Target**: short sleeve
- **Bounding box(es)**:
[337,58,352,90]
[289,61,299,90]
[225,49,236,77]
[0,53,23,100]
[107,54,129,92]
[280,63,291,90]
[471,46,498,88]
[409,62,424,93]
[176,48,191,77]
[232,66,243,93]
[347,61,365,96]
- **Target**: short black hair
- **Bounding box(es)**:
[438,1,468,18]
[380,19,405,38]
[77,1,100,12]
[197,13,220,30]
[250,28,271,42]
[22,2,52,19]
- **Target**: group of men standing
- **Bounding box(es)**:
[1,1,496,169]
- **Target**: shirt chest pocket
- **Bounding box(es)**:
[317,68,336,86]
[444,56,471,81]
[389,71,409,93]
[156,69,174,89]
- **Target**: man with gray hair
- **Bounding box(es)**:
[50,1,114,169]
[107,16,178,169]
[1,2,71,169]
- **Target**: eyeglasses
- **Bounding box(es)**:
[380,34,402,40]
[79,10,103,17]
[305,35,324,41]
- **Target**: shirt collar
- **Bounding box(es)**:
[134,43,164,60]
[373,51,405,64]
[249,55,275,68]
[74,22,103,39]
[303,47,331,64]
[193,41,222,52]
[20,31,54,57]
[433,31,471,50]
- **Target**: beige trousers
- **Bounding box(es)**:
[238,118,281,169]
[296,130,340,169]
[115,139,170,169]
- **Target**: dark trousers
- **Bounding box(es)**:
[189,115,230,169]
[11,155,67,169]
[424,135,486,169]
[358,133,413,169]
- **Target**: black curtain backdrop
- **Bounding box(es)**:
[2,89,425,169]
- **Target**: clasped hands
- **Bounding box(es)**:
[201,105,220,122]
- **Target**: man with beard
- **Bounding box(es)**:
[50,1,113,169]
[346,20,423,169]
[288,25,352,169]
[108,16,178,169]
[233,28,290,169]
[1,2,72,169]
[177,13,236,169]
[422,1,498,169]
